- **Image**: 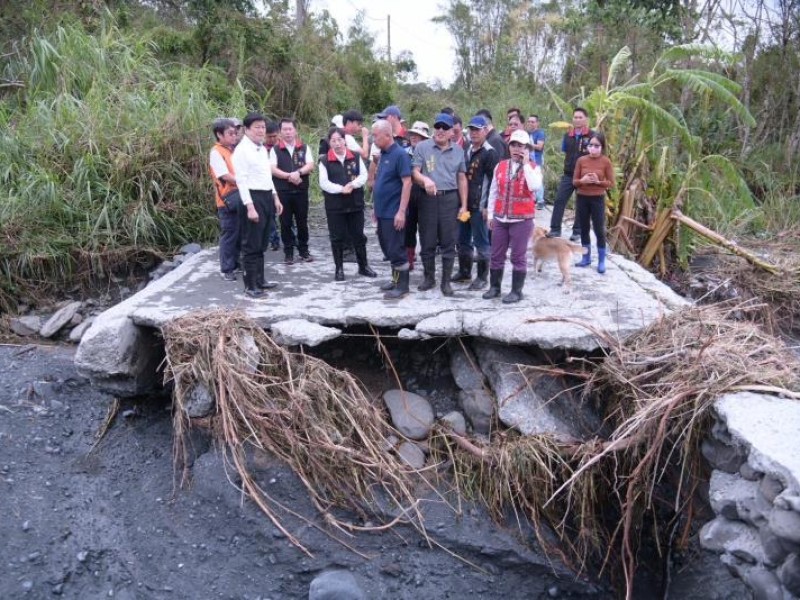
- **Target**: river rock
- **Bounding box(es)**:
[743,567,783,600]
[449,342,485,391]
[68,317,95,343]
[184,382,215,418]
[458,389,494,434]
[9,316,42,337]
[396,441,426,469]
[40,301,82,338]
[180,243,202,255]
[382,390,433,440]
[440,411,467,436]
[760,527,792,566]
[769,509,800,544]
[779,553,800,596]
[308,570,365,600]
[701,439,748,474]
[473,340,600,440]
[760,475,785,504]
[700,516,765,564]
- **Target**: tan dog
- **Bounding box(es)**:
[531,226,587,292]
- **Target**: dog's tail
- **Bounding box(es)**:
[570,243,588,254]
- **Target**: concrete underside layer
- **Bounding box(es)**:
[75,223,688,395]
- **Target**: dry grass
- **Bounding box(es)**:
[163,310,424,556]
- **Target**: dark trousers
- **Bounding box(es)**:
[550,174,580,236]
[576,194,606,249]
[376,218,408,269]
[280,190,309,257]
[217,206,241,273]
[404,188,421,249]
[240,191,273,289]
[327,209,367,249]
[457,209,491,260]
[490,218,534,272]
[418,191,459,261]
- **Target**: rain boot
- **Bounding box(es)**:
[384,269,409,299]
[597,248,607,274]
[355,244,377,278]
[332,244,345,281]
[469,259,488,291]
[417,259,436,291]
[482,268,503,299]
[440,258,455,296]
[451,253,472,283]
[380,269,397,291]
[502,270,526,304]
[575,245,592,267]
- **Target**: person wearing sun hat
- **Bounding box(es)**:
[400,121,430,273]
[483,129,542,304]
[411,112,468,296]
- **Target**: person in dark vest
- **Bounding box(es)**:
[231,112,284,298]
[318,127,377,281]
[270,118,315,264]
[452,115,499,290]
[548,107,595,241]
[208,118,241,282]
[483,129,542,304]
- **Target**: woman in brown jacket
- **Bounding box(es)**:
[572,132,615,273]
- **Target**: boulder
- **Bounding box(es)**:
[710,471,768,526]
[68,317,96,343]
[769,509,800,544]
[308,570,365,600]
[184,382,215,418]
[779,553,800,596]
[180,242,202,255]
[396,441,426,469]
[440,411,467,436]
[701,439,748,474]
[9,315,42,337]
[458,389,494,434]
[382,390,433,440]
[449,342,485,391]
[742,567,783,600]
[40,301,82,338]
[473,340,601,440]
[700,516,765,565]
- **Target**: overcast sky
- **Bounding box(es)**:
[315,0,456,86]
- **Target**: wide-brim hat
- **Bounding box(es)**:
[408,121,430,139]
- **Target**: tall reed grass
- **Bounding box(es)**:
[0,22,237,310]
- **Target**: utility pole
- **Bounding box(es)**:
[387,14,392,65]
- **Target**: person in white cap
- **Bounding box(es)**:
[483,129,542,303]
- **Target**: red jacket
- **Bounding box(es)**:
[493,160,536,219]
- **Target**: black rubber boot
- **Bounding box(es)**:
[440,258,455,296]
[482,268,503,299]
[417,259,436,291]
[451,253,473,282]
[380,269,397,291]
[332,245,345,281]
[384,269,409,299]
[469,259,488,290]
[355,245,377,278]
[502,271,526,304]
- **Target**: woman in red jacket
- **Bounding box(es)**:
[572,132,615,274]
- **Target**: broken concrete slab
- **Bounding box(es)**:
[269,319,341,347]
[473,340,602,441]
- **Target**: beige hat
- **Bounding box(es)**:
[408,121,430,139]
[330,114,344,128]
[509,129,533,148]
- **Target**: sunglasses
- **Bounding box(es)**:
[434,124,452,131]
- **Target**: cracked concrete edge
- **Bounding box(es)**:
[610,255,691,310]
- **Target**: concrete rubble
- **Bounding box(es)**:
[700,391,800,599]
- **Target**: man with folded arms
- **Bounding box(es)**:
[411,113,468,296]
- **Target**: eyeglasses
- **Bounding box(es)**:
[434,124,452,131]
[587,143,601,148]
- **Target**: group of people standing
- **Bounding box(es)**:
[208,104,614,301]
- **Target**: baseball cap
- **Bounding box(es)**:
[467,115,488,129]
[377,105,402,119]
[509,129,533,147]
[433,113,455,128]
[330,114,344,128]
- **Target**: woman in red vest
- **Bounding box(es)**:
[483,130,543,303]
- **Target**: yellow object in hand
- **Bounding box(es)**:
[458,210,471,223]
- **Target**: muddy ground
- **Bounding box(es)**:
[0,339,754,600]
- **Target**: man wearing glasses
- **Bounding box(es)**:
[411,113,468,296]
